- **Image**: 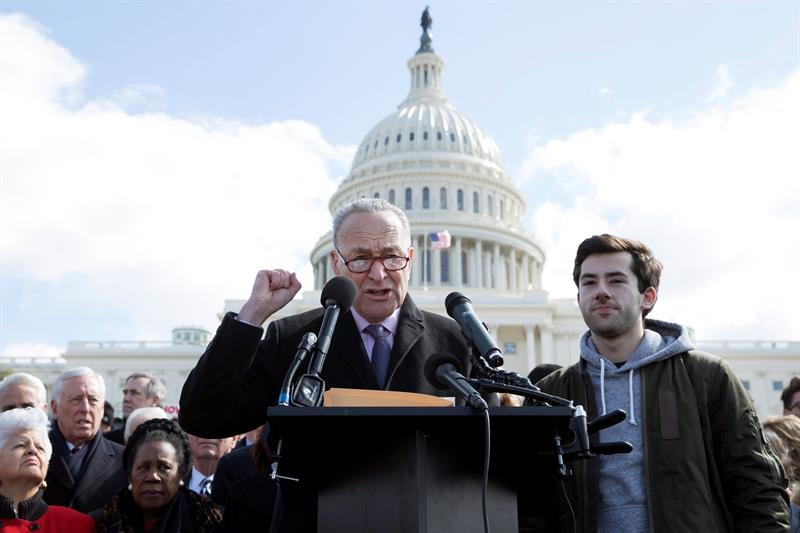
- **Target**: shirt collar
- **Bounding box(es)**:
[351,307,401,336]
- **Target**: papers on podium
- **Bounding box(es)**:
[323,388,455,407]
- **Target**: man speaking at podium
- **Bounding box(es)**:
[179,198,470,438]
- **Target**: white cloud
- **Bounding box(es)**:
[104,83,168,111]
[1,342,64,361]
[523,68,800,340]
[708,64,733,102]
[0,13,351,343]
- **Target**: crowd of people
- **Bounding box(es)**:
[1,198,797,532]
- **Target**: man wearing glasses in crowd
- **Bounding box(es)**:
[180,198,471,438]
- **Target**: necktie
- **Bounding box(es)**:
[68,446,83,480]
[364,324,391,388]
[199,477,212,496]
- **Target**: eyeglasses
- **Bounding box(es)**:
[336,249,410,273]
[788,401,800,412]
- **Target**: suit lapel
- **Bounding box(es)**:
[49,448,75,491]
[329,310,377,388]
[386,296,424,386]
[72,437,115,501]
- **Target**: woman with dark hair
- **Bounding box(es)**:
[0,407,95,532]
[92,418,221,533]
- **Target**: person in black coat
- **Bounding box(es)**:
[179,199,471,439]
[44,367,127,513]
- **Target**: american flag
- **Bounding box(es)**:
[430,230,452,249]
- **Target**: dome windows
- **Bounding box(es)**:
[473,191,480,213]
[440,187,447,210]
[450,132,456,142]
[396,133,402,143]
[457,189,464,211]
[422,187,430,209]
[388,189,396,205]
[423,131,429,140]
[437,131,443,141]
[405,187,412,210]
[488,195,493,217]
[384,136,389,146]
[409,132,415,141]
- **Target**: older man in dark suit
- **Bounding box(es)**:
[179,198,470,438]
[45,367,127,513]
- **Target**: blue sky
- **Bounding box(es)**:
[1,2,798,358]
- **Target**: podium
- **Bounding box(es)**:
[267,405,573,532]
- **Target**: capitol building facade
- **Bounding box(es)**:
[3,12,796,422]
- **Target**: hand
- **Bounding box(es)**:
[237,269,302,326]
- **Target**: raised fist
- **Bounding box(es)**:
[237,269,302,326]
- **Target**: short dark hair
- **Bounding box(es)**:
[781,376,800,411]
[573,234,663,318]
[123,418,191,479]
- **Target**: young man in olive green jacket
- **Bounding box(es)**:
[536,234,789,532]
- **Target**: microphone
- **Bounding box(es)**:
[292,276,357,407]
[445,292,504,367]
[424,352,488,410]
[277,332,317,406]
[307,276,357,375]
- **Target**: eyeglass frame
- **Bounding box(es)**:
[334,248,412,273]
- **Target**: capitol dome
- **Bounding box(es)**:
[310,9,546,297]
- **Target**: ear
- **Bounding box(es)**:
[576,291,581,306]
[330,249,342,276]
[50,399,58,419]
[407,245,414,267]
[641,287,658,312]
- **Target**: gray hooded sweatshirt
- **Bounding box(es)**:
[579,319,694,532]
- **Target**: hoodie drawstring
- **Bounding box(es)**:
[599,359,607,415]
[600,360,637,425]
[628,369,637,425]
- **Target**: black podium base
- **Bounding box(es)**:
[268,406,572,533]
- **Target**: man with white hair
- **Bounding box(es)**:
[0,372,48,413]
[123,406,168,443]
[44,367,127,513]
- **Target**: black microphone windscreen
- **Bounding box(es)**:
[423,351,463,390]
[445,292,470,317]
[320,276,358,312]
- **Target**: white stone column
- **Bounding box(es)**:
[509,248,517,291]
[540,324,555,364]
[474,240,483,288]
[525,325,536,372]
[521,254,530,291]
[432,248,441,287]
[483,248,492,288]
[412,235,422,286]
[454,236,463,286]
[493,243,501,289]
[487,323,500,344]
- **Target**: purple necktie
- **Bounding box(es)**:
[364,324,391,388]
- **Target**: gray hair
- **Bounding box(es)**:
[125,373,167,405]
[0,407,53,461]
[124,406,169,442]
[51,367,106,404]
[332,198,411,249]
[0,373,47,406]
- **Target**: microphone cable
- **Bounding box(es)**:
[481,406,491,533]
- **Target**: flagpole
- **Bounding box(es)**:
[423,231,428,290]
